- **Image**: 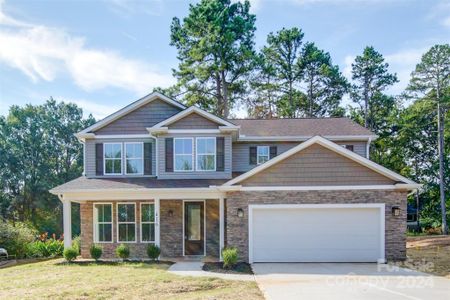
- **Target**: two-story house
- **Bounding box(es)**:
[50,92,420,263]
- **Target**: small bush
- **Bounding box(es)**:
[115,244,130,260]
[90,244,102,261]
[63,247,78,262]
[72,236,81,255]
[222,247,238,269]
[26,239,64,258]
[0,222,36,258]
[147,244,160,261]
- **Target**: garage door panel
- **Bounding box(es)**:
[251,206,382,262]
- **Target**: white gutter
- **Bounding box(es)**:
[237,135,378,142]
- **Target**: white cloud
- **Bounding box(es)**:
[427,1,450,29]
[64,98,120,119]
[290,0,393,5]
[343,55,355,79]
[0,1,174,95]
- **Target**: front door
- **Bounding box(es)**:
[184,201,204,255]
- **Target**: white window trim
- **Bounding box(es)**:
[124,142,144,175]
[257,146,270,165]
[93,202,113,243]
[116,202,137,243]
[195,137,216,171]
[103,143,123,175]
[173,137,194,172]
[140,202,156,243]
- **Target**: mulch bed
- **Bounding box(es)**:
[56,259,173,266]
[202,262,254,274]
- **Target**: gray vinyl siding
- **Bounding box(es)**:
[93,99,181,135]
[85,138,156,177]
[158,133,232,179]
[241,144,395,186]
[232,141,368,173]
[169,112,219,129]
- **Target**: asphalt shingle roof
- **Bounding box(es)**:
[229,118,375,137]
[50,176,227,193]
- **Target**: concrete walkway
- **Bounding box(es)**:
[168,261,255,281]
[253,263,450,300]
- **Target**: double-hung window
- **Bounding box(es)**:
[117,203,136,243]
[174,138,193,171]
[104,143,122,175]
[94,203,112,243]
[257,146,270,165]
[196,137,216,171]
[125,143,143,175]
[140,203,155,243]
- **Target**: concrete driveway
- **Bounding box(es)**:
[252,263,450,300]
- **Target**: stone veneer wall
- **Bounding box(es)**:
[225,190,408,262]
[80,200,154,259]
[80,199,220,259]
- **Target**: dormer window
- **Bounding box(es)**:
[174,138,193,171]
[104,143,122,175]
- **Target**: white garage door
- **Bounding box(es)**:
[250,204,384,263]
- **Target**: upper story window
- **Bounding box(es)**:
[94,203,112,243]
[174,138,193,171]
[125,143,143,175]
[196,137,216,171]
[117,203,136,243]
[340,144,354,152]
[104,143,122,175]
[257,146,270,165]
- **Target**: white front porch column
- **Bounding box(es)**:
[219,196,224,261]
[63,199,72,249]
[155,198,160,248]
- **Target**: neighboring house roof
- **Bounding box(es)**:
[223,136,419,187]
[50,177,228,193]
[229,118,377,140]
[76,92,186,137]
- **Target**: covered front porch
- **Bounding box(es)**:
[54,179,226,260]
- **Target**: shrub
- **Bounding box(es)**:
[0,222,36,258]
[90,244,102,261]
[63,247,78,262]
[72,236,81,255]
[26,239,64,258]
[115,244,130,260]
[222,247,238,269]
[147,244,160,261]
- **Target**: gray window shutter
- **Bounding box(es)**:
[270,146,277,159]
[249,146,257,165]
[95,143,103,176]
[165,138,173,172]
[144,143,152,175]
[216,137,225,171]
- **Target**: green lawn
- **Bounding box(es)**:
[0,259,263,300]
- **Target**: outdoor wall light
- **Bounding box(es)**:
[168,209,174,217]
[392,206,400,216]
[237,208,244,218]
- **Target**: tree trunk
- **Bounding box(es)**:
[215,72,223,116]
[220,71,229,118]
[437,99,448,234]
[289,80,294,118]
[308,75,313,117]
[364,79,369,128]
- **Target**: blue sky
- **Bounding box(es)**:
[0,0,449,119]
